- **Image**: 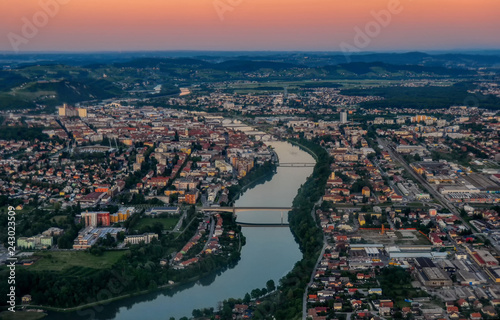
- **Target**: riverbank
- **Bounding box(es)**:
[26,261,238,314]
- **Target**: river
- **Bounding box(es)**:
[45,140,314,320]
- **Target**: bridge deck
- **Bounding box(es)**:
[201,207,292,212]
[278,163,315,167]
[237,222,290,227]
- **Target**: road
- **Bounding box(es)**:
[201,217,215,252]
[303,200,326,320]
[173,209,187,232]
[302,240,327,320]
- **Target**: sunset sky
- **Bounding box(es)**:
[1,0,499,52]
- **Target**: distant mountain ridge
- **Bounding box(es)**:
[2,51,500,68]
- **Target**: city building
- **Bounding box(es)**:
[145,207,180,216]
[362,187,371,197]
[340,111,348,124]
[73,227,125,250]
[17,235,53,249]
[81,211,111,227]
[110,207,134,223]
[78,108,88,118]
[58,104,78,117]
[124,233,159,245]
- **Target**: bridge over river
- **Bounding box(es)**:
[201,206,292,213]
[236,222,290,227]
[278,162,315,167]
[201,206,293,226]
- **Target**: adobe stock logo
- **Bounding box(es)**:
[7,0,71,53]
[213,0,244,21]
[340,0,412,62]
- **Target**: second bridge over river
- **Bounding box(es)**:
[200,206,293,226]
[277,162,315,167]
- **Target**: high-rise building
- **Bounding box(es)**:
[340,111,348,124]
[136,154,145,164]
[81,211,110,227]
[78,108,88,118]
[58,104,80,117]
[411,115,437,123]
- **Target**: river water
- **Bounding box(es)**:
[45,141,314,320]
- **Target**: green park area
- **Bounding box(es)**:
[23,250,126,273]
[134,216,180,231]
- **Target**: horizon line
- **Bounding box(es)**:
[2,49,500,55]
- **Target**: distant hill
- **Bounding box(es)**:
[114,57,475,79]
[0,71,28,91]
[0,79,123,111]
[211,60,299,72]
[1,52,498,111]
[114,57,211,69]
[21,79,123,103]
[324,62,473,77]
[341,82,500,110]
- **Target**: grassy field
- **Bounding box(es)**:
[50,215,68,223]
[394,231,431,246]
[134,216,180,231]
[24,251,126,272]
[0,311,46,320]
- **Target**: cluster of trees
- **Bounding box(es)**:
[379,266,429,302]
[0,195,23,208]
[213,280,277,319]
[0,126,50,141]
[341,82,500,110]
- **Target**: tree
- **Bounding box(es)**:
[266,279,276,293]
[117,231,125,242]
[243,293,251,304]
[192,309,203,318]
[251,288,262,299]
